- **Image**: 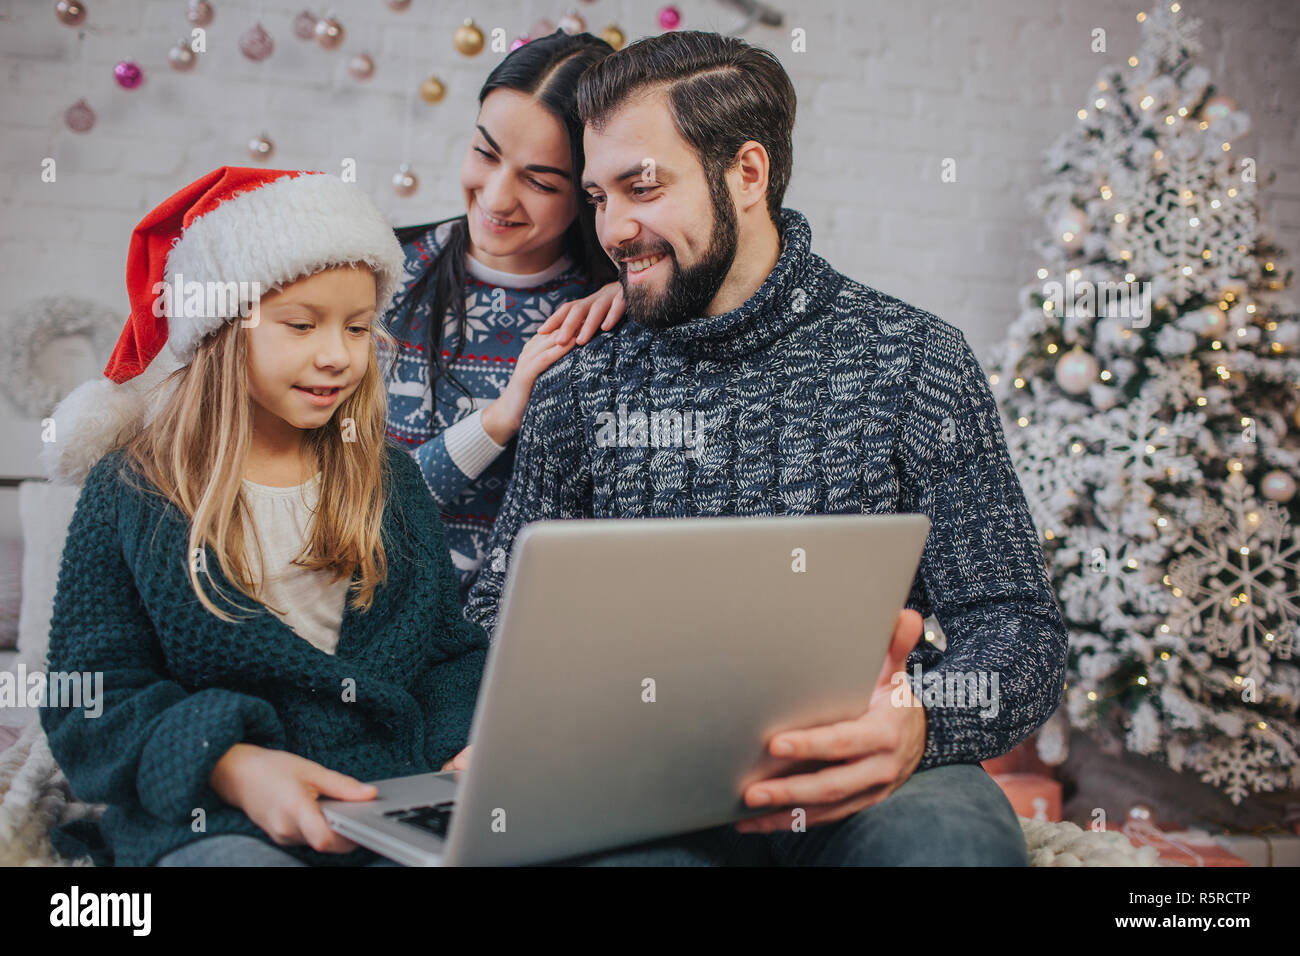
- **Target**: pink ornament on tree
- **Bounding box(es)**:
[113,60,144,89]
[511,35,529,51]
[64,98,95,133]
[315,17,345,49]
[658,5,681,30]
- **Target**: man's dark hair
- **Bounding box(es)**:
[576,30,796,224]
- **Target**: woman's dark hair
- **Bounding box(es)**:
[393,30,617,405]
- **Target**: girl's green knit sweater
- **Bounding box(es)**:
[39,442,488,867]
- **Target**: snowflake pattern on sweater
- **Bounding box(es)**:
[382,218,593,606]
[465,207,1070,772]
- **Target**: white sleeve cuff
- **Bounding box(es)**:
[444,408,508,480]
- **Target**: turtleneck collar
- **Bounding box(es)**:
[652,207,836,361]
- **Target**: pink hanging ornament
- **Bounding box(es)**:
[114,60,144,89]
[187,0,214,27]
[292,10,317,40]
[64,98,95,133]
[511,35,529,51]
[658,5,681,29]
[239,22,274,61]
[348,53,375,80]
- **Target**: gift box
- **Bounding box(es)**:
[993,772,1062,821]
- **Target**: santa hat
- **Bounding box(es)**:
[41,166,406,485]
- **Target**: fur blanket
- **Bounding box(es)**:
[0,721,1157,867]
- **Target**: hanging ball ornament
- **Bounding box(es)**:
[419,76,446,103]
[558,10,586,34]
[315,16,344,49]
[1054,345,1099,396]
[348,53,375,81]
[239,22,274,61]
[392,163,418,197]
[168,38,197,72]
[1201,95,1236,124]
[186,0,214,27]
[658,5,682,30]
[454,19,485,56]
[113,60,144,89]
[54,1,87,27]
[247,133,274,160]
[511,35,529,52]
[1126,804,1154,824]
[64,98,95,133]
[601,25,626,50]
[292,10,317,40]
[1261,470,1296,504]
[1197,304,1228,337]
[1055,206,1088,252]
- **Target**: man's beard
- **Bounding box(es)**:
[616,170,738,331]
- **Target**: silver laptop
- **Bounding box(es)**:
[322,512,930,866]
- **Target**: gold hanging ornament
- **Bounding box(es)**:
[420,76,446,103]
[601,25,626,50]
[454,19,485,56]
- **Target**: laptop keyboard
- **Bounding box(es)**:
[383,800,456,839]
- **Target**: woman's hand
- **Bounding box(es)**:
[440,746,471,772]
[538,281,625,345]
[480,328,578,445]
[208,743,377,854]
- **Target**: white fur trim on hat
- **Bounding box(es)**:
[162,172,405,364]
[40,352,183,486]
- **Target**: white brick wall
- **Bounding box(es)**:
[0,0,1297,484]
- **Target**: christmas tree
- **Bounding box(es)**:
[987,3,1300,804]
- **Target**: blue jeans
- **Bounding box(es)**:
[155,763,1025,866]
[155,835,400,867]
[551,762,1028,866]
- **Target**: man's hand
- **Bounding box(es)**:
[735,608,927,834]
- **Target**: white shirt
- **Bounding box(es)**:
[241,472,350,654]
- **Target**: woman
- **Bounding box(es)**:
[384,30,624,605]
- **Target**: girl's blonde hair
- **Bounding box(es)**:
[118,265,398,623]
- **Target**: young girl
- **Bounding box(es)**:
[385,30,626,604]
[38,166,485,867]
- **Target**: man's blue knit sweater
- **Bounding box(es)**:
[39,443,488,867]
[466,207,1068,771]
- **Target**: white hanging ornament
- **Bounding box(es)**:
[1055,345,1098,395]
[392,163,418,196]
[558,10,586,34]
[247,132,274,160]
[1261,470,1296,504]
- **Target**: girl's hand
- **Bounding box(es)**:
[208,743,377,854]
[440,746,471,772]
[538,281,625,345]
[480,329,577,445]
